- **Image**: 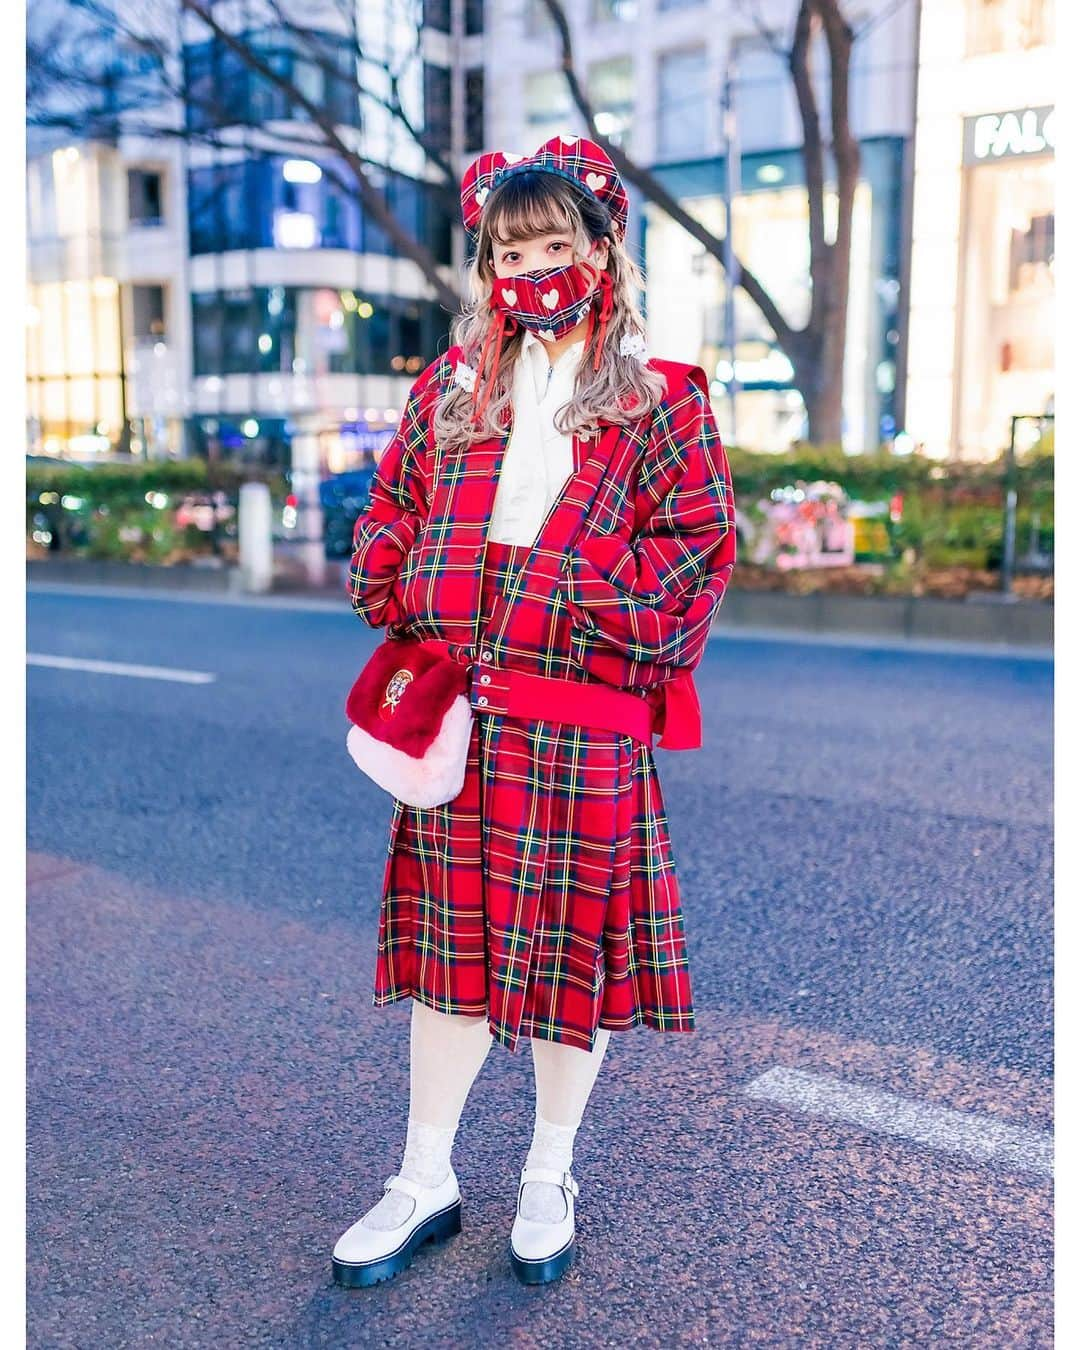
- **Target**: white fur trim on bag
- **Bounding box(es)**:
[345,696,474,808]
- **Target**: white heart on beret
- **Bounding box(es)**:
[541,289,559,309]
[475,186,489,206]
[585,171,607,192]
[539,329,556,342]
[501,288,518,305]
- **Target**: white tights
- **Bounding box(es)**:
[361,999,612,1229]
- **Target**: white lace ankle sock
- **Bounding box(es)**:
[519,1115,578,1224]
[359,1002,494,1233]
[360,1117,455,1231]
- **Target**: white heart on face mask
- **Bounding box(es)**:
[586,172,607,192]
[541,289,559,310]
[501,288,518,306]
[539,329,556,342]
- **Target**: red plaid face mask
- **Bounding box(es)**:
[491,259,600,341]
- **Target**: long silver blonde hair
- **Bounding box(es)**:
[433,171,666,453]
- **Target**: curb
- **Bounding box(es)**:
[28,560,1053,648]
[713,588,1053,647]
[28,558,235,592]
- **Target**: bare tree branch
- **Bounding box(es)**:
[731,0,791,58]
[537,0,797,352]
[260,0,458,183]
[179,0,461,314]
[535,0,874,439]
[853,0,912,41]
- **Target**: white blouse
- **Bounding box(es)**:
[486,328,586,546]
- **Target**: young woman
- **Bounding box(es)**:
[333,136,736,1288]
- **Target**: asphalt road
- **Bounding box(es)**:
[26,586,1053,1348]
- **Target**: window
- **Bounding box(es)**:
[188,160,259,254]
[587,57,634,147]
[956,155,1055,453]
[731,33,802,152]
[591,0,638,20]
[465,68,485,153]
[131,284,166,339]
[183,29,360,132]
[423,62,453,154]
[465,0,485,36]
[966,0,1055,55]
[191,287,446,378]
[187,159,451,263]
[128,169,164,226]
[423,0,452,32]
[657,48,708,159]
[526,69,573,143]
[1009,211,1054,293]
[191,293,223,376]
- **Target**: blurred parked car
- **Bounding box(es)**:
[321,468,375,559]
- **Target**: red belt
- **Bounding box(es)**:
[420,640,702,751]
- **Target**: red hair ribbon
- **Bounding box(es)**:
[583,270,615,372]
[471,310,517,427]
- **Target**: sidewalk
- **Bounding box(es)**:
[27,555,1053,650]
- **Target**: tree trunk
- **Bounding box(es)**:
[801,354,845,444]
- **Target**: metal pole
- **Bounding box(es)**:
[721,59,741,447]
[1000,415,1018,597]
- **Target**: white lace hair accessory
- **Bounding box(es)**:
[453,360,478,393]
[619,330,649,363]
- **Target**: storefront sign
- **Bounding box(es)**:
[963,106,1055,164]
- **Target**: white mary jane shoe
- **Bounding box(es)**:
[331,1168,462,1288]
[509,1166,579,1285]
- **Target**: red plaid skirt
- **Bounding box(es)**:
[372,537,696,1053]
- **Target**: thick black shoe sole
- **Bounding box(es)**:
[332,1199,462,1289]
[509,1234,575,1285]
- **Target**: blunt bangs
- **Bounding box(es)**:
[485,172,582,247]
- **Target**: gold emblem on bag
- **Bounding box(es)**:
[380,668,414,721]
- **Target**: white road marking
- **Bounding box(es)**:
[27,654,216,685]
[743,1065,1053,1178]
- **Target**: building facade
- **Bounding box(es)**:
[26,136,192,461]
[905,0,1055,459]
[486,0,918,453]
[26,0,472,493]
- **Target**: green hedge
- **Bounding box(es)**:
[27,460,290,561]
[726,444,1054,504]
[728,445,1053,570]
[27,460,288,503]
[26,448,1054,573]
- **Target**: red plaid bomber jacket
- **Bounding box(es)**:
[346,344,737,739]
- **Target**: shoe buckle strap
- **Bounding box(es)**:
[519,1166,579,1198]
[384,1173,425,1201]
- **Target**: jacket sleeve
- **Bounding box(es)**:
[559,368,736,690]
[346,358,441,629]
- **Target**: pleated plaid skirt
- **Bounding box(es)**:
[372,537,696,1053]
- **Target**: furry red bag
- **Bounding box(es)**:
[344,637,474,808]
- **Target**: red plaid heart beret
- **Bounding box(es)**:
[460,134,629,241]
